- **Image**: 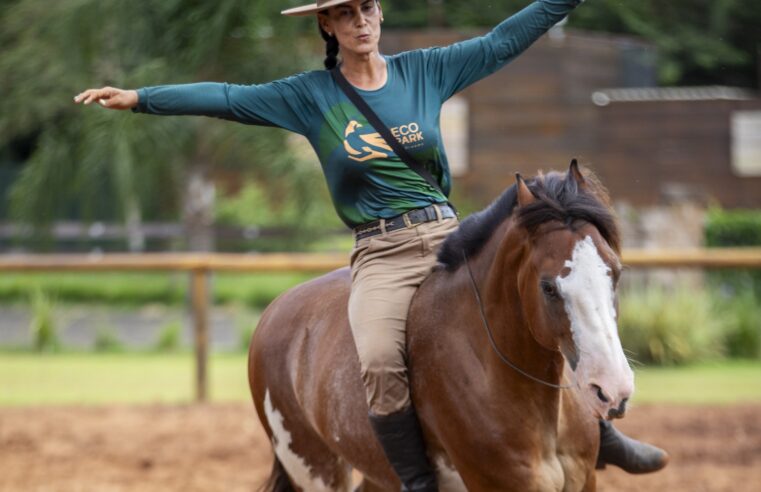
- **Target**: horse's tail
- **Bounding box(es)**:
[259,456,295,492]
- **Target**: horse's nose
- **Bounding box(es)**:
[607,398,628,420]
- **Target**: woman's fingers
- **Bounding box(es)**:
[73,89,97,104]
[73,89,94,104]
[74,87,114,105]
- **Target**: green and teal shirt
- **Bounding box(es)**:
[134,0,581,228]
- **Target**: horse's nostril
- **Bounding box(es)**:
[592,384,610,403]
[607,399,628,419]
[618,398,628,415]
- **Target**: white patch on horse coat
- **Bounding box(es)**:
[435,455,468,492]
[264,390,334,492]
[556,236,632,392]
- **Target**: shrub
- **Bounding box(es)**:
[30,289,59,352]
[153,321,183,352]
[705,208,761,299]
[214,179,342,252]
[0,272,186,306]
[705,208,761,247]
[618,285,724,365]
[94,325,123,353]
[716,291,761,359]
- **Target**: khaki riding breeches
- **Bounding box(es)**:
[348,215,459,416]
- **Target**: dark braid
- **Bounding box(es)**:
[318,23,339,70]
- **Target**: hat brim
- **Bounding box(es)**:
[281,0,355,16]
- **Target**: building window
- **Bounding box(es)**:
[732,111,761,177]
[441,96,469,177]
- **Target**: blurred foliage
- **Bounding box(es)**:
[381,0,761,88]
[216,179,336,229]
[570,0,759,87]
[716,291,761,359]
[706,208,761,247]
[0,0,328,249]
[94,325,124,353]
[0,271,316,309]
[0,272,187,305]
[214,176,344,252]
[29,288,59,352]
[619,285,725,365]
[705,208,761,300]
[153,321,183,352]
[619,281,761,364]
[704,208,761,359]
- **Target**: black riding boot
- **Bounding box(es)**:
[368,406,439,492]
[597,419,669,474]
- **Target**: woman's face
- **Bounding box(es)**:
[319,0,383,57]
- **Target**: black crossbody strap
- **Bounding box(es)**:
[331,67,447,198]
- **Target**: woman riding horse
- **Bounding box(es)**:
[75,1,667,489]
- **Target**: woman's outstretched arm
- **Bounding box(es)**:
[426,0,583,101]
[75,76,317,136]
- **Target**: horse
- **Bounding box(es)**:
[248,161,634,492]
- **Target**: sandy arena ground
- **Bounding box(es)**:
[1,403,759,491]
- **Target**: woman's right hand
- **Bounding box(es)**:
[74,87,139,110]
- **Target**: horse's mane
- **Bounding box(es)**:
[437,169,620,271]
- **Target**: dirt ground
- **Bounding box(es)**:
[1,403,759,492]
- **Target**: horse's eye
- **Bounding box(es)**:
[541,280,560,299]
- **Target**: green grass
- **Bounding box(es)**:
[0,352,251,406]
[631,360,761,405]
[0,353,759,407]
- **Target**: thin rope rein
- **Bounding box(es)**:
[462,250,574,390]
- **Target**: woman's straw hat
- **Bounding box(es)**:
[282,0,356,17]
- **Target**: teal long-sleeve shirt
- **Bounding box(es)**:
[133,0,581,228]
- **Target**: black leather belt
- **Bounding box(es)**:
[353,204,457,241]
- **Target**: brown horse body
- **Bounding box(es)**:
[250,166,629,491]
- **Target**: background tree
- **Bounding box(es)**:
[382,0,760,88]
[0,0,330,252]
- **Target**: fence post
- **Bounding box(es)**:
[191,268,210,402]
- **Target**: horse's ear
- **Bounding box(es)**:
[516,173,536,207]
[568,159,587,191]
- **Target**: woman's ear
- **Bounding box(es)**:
[318,14,332,35]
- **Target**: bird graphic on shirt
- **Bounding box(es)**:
[343,120,392,163]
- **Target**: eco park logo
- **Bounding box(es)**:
[343,120,424,163]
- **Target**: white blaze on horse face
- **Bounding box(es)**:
[264,390,345,492]
[556,236,634,417]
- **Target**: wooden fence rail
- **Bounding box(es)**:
[2,248,760,402]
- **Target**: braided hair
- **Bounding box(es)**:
[318,24,339,70]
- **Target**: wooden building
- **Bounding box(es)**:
[381,28,761,209]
